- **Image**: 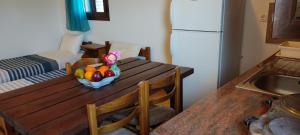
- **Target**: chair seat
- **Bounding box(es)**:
[103,128,136,135]
[78,128,135,135]
[78,121,136,135]
[113,105,175,126]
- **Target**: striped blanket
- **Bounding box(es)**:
[0,70,66,93]
[0,55,59,84]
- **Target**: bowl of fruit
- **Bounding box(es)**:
[74,51,121,89]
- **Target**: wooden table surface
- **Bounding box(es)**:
[0,58,193,135]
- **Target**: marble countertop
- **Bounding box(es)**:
[151,56,282,135]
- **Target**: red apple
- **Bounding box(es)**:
[104,70,115,77]
[92,71,103,82]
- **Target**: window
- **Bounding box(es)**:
[85,0,110,21]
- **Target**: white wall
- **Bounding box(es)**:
[86,0,172,63]
[240,0,279,73]
[86,0,281,72]
[0,0,65,59]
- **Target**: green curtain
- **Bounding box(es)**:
[65,0,90,32]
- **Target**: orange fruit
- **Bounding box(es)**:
[98,66,109,76]
[85,66,96,73]
[84,71,94,81]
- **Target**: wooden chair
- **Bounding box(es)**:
[108,67,179,134]
[65,58,101,75]
[87,85,149,135]
[138,67,181,135]
[0,117,8,135]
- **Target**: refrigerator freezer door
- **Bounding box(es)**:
[171,0,223,31]
[171,30,221,108]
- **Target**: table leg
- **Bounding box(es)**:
[0,117,7,135]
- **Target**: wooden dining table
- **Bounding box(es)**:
[0,58,193,135]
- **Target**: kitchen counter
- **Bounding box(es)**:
[151,56,283,135]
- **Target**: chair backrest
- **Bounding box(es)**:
[138,47,151,61]
[65,58,101,75]
[138,67,181,135]
[87,91,139,135]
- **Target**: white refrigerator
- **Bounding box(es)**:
[170,0,245,108]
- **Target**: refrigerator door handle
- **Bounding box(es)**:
[170,0,174,26]
[170,33,175,57]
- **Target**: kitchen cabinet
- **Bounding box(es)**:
[266,0,300,43]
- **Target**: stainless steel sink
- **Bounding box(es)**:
[237,71,300,96]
